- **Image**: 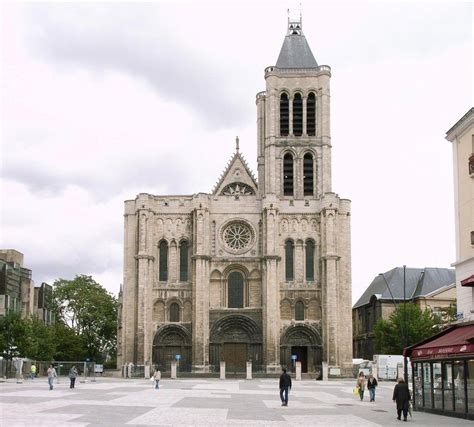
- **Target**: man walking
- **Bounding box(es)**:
[367,373,378,402]
[69,365,78,389]
[279,367,292,406]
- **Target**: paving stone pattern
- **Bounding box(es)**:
[0,378,471,426]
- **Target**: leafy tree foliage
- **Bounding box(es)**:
[25,316,56,360]
[0,312,30,359]
[374,302,439,354]
[52,275,117,362]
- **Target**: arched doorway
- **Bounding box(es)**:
[209,315,262,375]
[280,324,322,375]
[152,325,192,372]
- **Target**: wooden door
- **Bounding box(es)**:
[223,343,247,374]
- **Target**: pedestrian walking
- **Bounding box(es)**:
[393,377,411,422]
[153,369,161,389]
[367,373,378,402]
[47,364,57,390]
[356,371,366,401]
[30,364,36,380]
[69,365,78,389]
[279,367,292,406]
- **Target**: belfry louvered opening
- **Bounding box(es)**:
[303,152,314,196]
[280,93,289,136]
[307,92,316,136]
[293,93,303,136]
[283,153,294,196]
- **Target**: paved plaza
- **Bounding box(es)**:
[0,377,471,426]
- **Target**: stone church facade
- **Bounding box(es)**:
[118,17,353,375]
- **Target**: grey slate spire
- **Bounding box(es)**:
[275,15,318,69]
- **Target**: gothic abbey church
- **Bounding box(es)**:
[118,17,353,376]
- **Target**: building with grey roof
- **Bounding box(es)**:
[353,266,456,360]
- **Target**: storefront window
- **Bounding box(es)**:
[433,362,442,409]
[443,362,453,412]
[454,360,466,413]
[423,362,432,408]
[467,359,474,414]
[414,363,423,408]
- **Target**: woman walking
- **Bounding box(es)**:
[393,377,411,421]
[47,364,57,390]
[153,369,161,389]
[356,371,366,401]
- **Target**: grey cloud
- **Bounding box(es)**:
[24,3,251,128]
[3,150,195,199]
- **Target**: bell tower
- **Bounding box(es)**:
[256,15,332,200]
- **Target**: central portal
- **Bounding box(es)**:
[223,343,247,374]
[291,346,308,373]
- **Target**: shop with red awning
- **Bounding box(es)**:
[404,322,474,420]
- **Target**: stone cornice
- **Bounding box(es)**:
[322,254,340,261]
[135,254,155,261]
[192,255,212,261]
[263,255,281,260]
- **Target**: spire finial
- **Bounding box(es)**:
[235,136,240,152]
[287,8,303,35]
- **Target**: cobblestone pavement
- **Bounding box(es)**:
[0,377,471,426]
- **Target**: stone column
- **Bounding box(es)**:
[322,208,339,367]
[263,206,281,373]
[192,205,210,372]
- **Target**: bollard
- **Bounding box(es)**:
[144,364,150,380]
[295,361,302,380]
[322,362,328,381]
[220,361,226,380]
[171,361,177,379]
[246,361,252,380]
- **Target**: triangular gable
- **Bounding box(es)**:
[212,152,258,196]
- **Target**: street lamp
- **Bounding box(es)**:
[379,265,408,383]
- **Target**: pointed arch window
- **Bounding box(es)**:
[280,93,289,136]
[303,152,314,196]
[170,302,180,322]
[228,271,244,308]
[307,92,316,136]
[305,239,315,281]
[179,240,189,282]
[285,240,294,281]
[293,93,303,136]
[159,240,168,281]
[295,300,305,320]
[283,153,294,196]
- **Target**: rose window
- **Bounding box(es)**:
[223,223,252,251]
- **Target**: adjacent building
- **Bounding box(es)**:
[0,249,34,318]
[446,108,474,322]
[118,16,353,375]
[353,266,456,360]
[0,249,53,324]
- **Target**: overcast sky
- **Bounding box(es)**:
[1,1,472,304]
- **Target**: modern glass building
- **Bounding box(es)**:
[404,321,474,420]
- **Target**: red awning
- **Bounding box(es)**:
[409,324,474,360]
[461,275,474,287]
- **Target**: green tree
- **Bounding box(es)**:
[26,316,56,361]
[52,275,117,362]
[0,311,30,360]
[374,302,439,354]
[52,321,86,361]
